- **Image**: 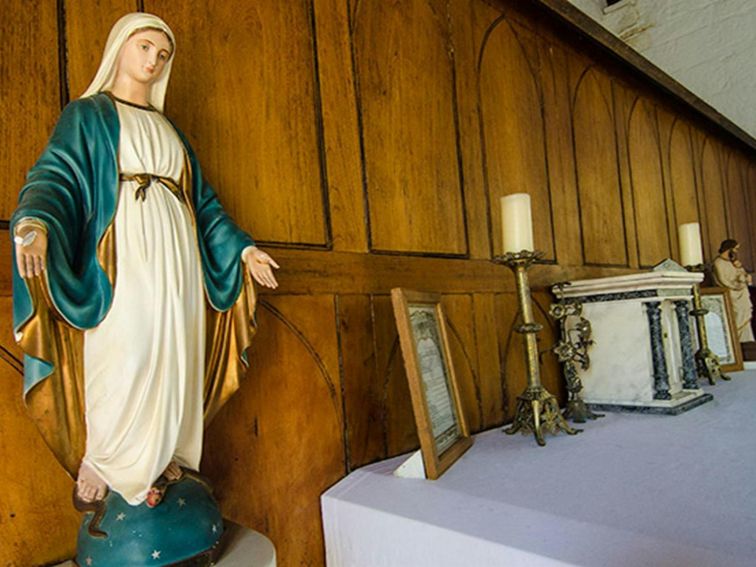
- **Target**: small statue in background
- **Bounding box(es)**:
[712,239,754,343]
[550,283,601,423]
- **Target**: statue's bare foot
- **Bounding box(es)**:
[164,461,183,482]
[76,462,108,503]
[146,485,165,508]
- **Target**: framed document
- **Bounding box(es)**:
[694,287,744,372]
[391,288,473,479]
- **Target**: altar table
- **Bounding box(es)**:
[322,371,756,566]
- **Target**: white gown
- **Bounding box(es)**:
[82,100,205,505]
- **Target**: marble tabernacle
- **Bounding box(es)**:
[554,265,713,414]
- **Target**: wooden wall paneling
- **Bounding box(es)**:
[371,295,420,457]
[0,1,61,220]
[338,294,386,470]
[725,152,753,270]
[668,118,701,261]
[654,108,680,261]
[352,0,468,255]
[749,164,756,269]
[202,295,345,567]
[472,293,506,429]
[146,0,330,247]
[688,126,711,261]
[0,298,81,566]
[312,0,368,252]
[440,294,484,432]
[478,16,556,260]
[571,66,628,266]
[65,0,138,101]
[538,39,583,267]
[494,292,521,417]
[448,0,494,259]
[611,82,639,268]
[700,137,729,260]
[0,238,11,296]
[627,97,671,267]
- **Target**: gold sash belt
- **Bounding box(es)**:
[119,173,184,203]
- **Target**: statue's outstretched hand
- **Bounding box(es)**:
[14,224,48,278]
[242,246,279,289]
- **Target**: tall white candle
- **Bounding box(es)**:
[678,222,703,266]
[501,193,534,253]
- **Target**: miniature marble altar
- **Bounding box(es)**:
[554,266,712,414]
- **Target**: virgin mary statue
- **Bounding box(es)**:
[11,13,278,509]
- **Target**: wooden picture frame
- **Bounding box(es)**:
[391,288,473,480]
[696,287,744,372]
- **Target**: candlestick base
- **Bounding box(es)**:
[492,250,544,269]
[695,348,730,384]
[563,397,603,423]
[504,386,580,446]
[685,265,730,385]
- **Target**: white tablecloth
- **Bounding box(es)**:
[322,371,756,567]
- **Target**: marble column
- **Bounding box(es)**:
[674,300,698,389]
[645,301,671,400]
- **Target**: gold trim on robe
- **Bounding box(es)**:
[204,267,257,424]
[19,276,86,478]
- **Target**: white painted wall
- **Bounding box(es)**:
[567,0,756,139]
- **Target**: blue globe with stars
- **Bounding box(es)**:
[76,474,224,566]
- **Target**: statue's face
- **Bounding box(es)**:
[116,29,173,87]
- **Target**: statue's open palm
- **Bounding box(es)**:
[243,246,279,289]
[15,229,48,278]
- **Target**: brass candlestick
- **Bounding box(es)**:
[494,251,580,446]
[686,264,730,384]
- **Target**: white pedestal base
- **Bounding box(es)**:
[586,388,713,415]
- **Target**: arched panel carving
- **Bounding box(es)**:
[479,18,555,260]
[669,119,699,227]
[750,164,756,264]
[627,98,669,266]
[572,68,627,266]
[338,295,385,469]
[146,0,329,246]
[202,295,344,566]
[353,0,467,255]
[442,295,483,432]
[0,1,60,220]
[372,295,420,456]
[700,138,729,259]
[726,153,753,270]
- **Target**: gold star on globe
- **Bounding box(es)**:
[85,558,93,566]
[116,512,126,521]
[177,497,186,507]
[151,550,161,560]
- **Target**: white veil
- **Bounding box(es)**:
[81,13,176,112]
